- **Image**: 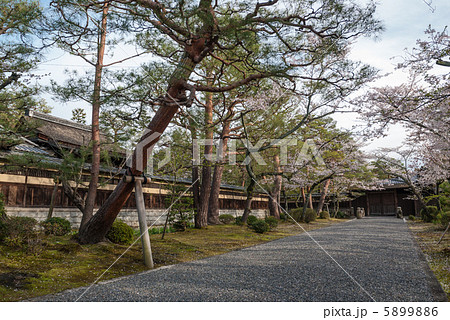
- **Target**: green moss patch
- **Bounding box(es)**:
[0,218,342,301]
[408,220,450,301]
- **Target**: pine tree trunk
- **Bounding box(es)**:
[82,2,109,230]
[268,155,282,219]
[316,179,331,214]
[241,178,255,224]
[78,1,217,244]
[207,118,231,225]
[78,53,202,244]
[190,120,200,215]
[208,165,224,224]
[47,180,59,219]
[195,87,213,228]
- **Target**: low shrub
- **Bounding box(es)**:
[235,216,244,226]
[265,216,278,230]
[148,226,176,235]
[219,214,235,224]
[248,219,270,234]
[334,211,347,219]
[279,212,286,221]
[246,215,258,225]
[303,208,317,223]
[41,217,72,236]
[421,206,439,223]
[289,208,303,222]
[434,211,450,228]
[0,217,41,251]
[172,220,192,232]
[319,211,330,219]
[0,220,6,242]
[106,220,134,245]
[408,215,416,221]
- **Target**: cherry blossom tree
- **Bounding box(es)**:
[355,26,449,189]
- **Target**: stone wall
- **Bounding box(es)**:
[5,207,269,229]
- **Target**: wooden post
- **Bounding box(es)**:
[134,179,154,268]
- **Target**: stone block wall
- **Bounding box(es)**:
[5,207,268,229]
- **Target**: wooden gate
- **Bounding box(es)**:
[368,191,396,216]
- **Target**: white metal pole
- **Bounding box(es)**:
[134,179,154,268]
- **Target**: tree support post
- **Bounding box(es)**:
[125,176,154,268]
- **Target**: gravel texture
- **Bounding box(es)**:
[31,217,446,302]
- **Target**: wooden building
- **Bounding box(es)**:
[351,180,419,216]
[0,111,269,226]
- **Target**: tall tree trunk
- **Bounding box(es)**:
[47,179,59,219]
[282,187,288,212]
[316,178,331,214]
[78,1,216,244]
[82,2,109,230]
[78,45,206,244]
[190,120,200,215]
[208,115,231,225]
[308,187,314,209]
[268,155,282,219]
[196,85,213,228]
[300,187,306,208]
[241,177,255,224]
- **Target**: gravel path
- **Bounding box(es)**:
[32,217,446,302]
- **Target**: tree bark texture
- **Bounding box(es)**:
[316,178,331,214]
[207,116,231,225]
[78,47,206,243]
[195,87,213,228]
[268,155,282,219]
[241,177,255,224]
[82,2,109,230]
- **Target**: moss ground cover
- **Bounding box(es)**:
[0,218,343,301]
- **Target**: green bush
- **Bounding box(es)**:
[219,214,235,224]
[334,211,347,219]
[303,208,317,223]
[289,208,303,222]
[435,211,450,228]
[408,215,416,221]
[248,219,270,234]
[0,216,39,247]
[279,212,286,221]
[235,216,244,226]
[41,217,72,236]
[0,221,7,242]
[420,206,439,223]
[246,215,258,225]
[148,226,176,235]
[106,220,134,245]
[265,216,278,230]
[172,219,193,232]
[319,211,330,219]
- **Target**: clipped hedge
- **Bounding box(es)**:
[246,215,258,225]
[219,214,235,224]
[41,217,72,236]
[248,219,270,234]
[265,216,278,230]
[319,211,330,219]
[106,220,134,245]
[289,208,303,222]
[303,208,317,223]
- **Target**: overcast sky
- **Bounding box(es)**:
[36,0,450,151]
